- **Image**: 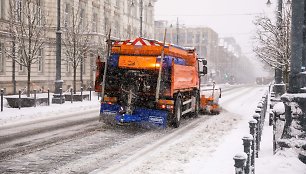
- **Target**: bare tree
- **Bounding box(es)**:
[6,0,49,97]
[253,4,291,83]
[62,3,90,93]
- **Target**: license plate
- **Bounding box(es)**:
[149,116,164,124]
[102,110,117,115]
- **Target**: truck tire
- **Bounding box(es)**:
[173,96,182,128]
[192,90,200,118]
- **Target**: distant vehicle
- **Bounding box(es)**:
[256,77,273,85]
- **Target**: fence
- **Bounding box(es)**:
[0,86,93,112]
[233,91,269,174]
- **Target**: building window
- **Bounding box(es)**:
[79,1,86,30]
[133,27,137,37]
[130,1,137,18]
[148,8,152,25]
[92,12,97,32]
[127,25,131,38]
[195,32,200,43]
[144,6,148,23]
[64,2,70,28]
[66,60,71,73]
[0,43,4,73]
[128,0,132,16]
[0,0,5,19]
[37,49,43,72]
[172,32,176,43]
[80,8,85,28]
[179,33,185,44]
[35,0,42,25]
[104,17,109,33]
[18,50,24,72]
[19,63,23,72]
[15,0,22,22]
[82,57,85,74]
[116,0,120,7]
[187,31,193,44]
[114,20,120,37]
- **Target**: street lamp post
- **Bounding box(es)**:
[288,0,304,93]
[131,0,153,37]
[266,0,288,96]
[52,0,65,104]
[131,0,143,37]
[302,0,306,90]
[139,0,143,37]
[12,37,16,95]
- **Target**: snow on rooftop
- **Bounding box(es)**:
[282,93,306,102]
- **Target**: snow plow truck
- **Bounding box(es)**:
[95,37,217,128]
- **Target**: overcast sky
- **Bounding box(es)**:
[154,0,275,57]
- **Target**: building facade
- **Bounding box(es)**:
[154,21,220,82]
[0,0,156,94]
[154,20,219,61]
[154,20,251,84]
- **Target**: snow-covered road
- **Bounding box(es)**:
[2,85,302,174]
[91,85,266,174]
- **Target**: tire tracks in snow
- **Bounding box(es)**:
[91,86,259,174]
[0,109,100,161]
[92,112,241,174]
[219,85,260,106]
[0,85,265,173]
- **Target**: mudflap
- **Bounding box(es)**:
[99,103,168,128]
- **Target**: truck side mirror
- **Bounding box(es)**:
[202,65,208,75]
[219,88,222,98]
[202,59,208,75]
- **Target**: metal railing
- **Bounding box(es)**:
[233,91,269,174]
[0,86,93,111]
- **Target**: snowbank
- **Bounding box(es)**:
[257,148,306,174]
[0,92,100,126]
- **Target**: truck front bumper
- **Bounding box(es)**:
[100,103,168,128]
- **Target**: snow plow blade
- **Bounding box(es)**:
[99,103,168,128]
[200,97,221,114]
[199,83,222,115]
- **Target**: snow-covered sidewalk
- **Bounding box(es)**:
[187,86,306,174]
[257,121,306,174]
[0,92,100,127]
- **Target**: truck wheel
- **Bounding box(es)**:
[192,91,200,117]
[173,97,182,128]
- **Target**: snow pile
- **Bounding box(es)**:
[256,112,306,174]
[272,102,285,115]
[281,93,306,101]
[257,148,306,174]
[258,91,306,174]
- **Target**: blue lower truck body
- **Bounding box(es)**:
[100,103,168,128]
